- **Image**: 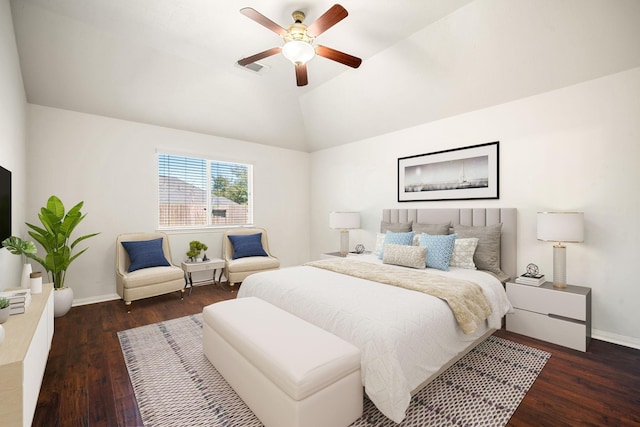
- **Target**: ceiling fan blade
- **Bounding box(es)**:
[306,4,348,38]
[295,63,308,86]
[237,47,282,66]
[240,7,288,37]
[315,45,362,68]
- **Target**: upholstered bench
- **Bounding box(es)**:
[202,297,363,427]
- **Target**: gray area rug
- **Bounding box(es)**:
[118,314,550,427]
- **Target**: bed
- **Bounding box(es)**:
[237,208,516,423]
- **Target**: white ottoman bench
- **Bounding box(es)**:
[202,297,363,427]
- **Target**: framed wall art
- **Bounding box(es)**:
[398,141,499,202]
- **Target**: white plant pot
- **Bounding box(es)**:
[0,307,9,324]
[54,287,74,317]
[21,263,32,289]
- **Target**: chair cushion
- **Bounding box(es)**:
[121,238,171,272]
[227,256,280,274]
[121,266,184,288]
[228,233,268,259]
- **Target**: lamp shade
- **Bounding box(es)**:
[282,40,316,64]
[537,212,584,243]
[329,212,360,230]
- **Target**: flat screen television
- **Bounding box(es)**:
[0,165,11,242]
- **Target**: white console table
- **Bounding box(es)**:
[0,283,54,427]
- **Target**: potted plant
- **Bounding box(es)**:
[2,196,99,317]
[1,236,37,288]
[186,240,208,262]
[0,297,10,324]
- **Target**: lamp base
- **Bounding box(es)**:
[339,230,350,257]
[552,244,567,288]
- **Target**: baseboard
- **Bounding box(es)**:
[71,293,121,307]
[592,329,640,350]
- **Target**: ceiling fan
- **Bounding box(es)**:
[237,4,362,87]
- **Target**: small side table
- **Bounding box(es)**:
[181,259,225,295]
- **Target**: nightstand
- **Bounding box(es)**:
[320,251,372,260]
[321,251,346,259]
[506,281,591,352]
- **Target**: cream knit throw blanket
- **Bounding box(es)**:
[305,258,492,334]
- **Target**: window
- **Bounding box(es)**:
[158,153,253,228]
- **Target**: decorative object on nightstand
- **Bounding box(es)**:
[329,211,360,256]
[515,263,545,286]
[537,211,584,288]
[354,243,365,254]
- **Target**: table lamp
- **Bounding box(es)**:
[329,212,360,256]
[537,211,584,288]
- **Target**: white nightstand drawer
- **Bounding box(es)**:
[506,282,587,321]
[507,308,588,351]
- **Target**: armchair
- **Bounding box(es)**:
[116,232,185,311]
[222,227,280,288]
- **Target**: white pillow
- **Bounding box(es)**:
[382,244,427,269]
[449,238,479,269]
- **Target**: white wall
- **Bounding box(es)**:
[26,105,310,304]
[310,67,640,348]
[301,0,640,150]
[0,0,27,287]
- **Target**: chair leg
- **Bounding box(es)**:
[125,300,132,313]
[180,289,185,300]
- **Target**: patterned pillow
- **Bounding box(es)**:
[382,244,427,269]
[379,231,415,259]
[419,233,457,271]
[374,232,386,257]
[449,238,479,269]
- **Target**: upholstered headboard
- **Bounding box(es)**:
[382,208,517,280]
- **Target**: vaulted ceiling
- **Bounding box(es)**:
[10,0,640,152]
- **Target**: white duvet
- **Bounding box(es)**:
[236,255,512,423]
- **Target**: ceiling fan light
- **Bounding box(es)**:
[282,40,315,65]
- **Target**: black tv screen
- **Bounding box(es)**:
[0,165,11,242]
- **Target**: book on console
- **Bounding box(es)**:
[0,289,30,303]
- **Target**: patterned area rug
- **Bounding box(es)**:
[118,314,550,427]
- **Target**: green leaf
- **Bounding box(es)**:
[46,195,65,221]
[23,196,99,290]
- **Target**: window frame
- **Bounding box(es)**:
[157,151,254,230]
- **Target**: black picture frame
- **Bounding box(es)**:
[398,141,499,202]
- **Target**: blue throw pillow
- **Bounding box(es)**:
[419,233,457,271]
[379,231,415,259]
[121,238,171,272]
[228,233,268,260]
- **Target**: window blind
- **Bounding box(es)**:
[158,153,252,228]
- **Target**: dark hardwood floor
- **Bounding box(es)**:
[34,284,640,426]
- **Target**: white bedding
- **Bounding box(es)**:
[236,254,512,423]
